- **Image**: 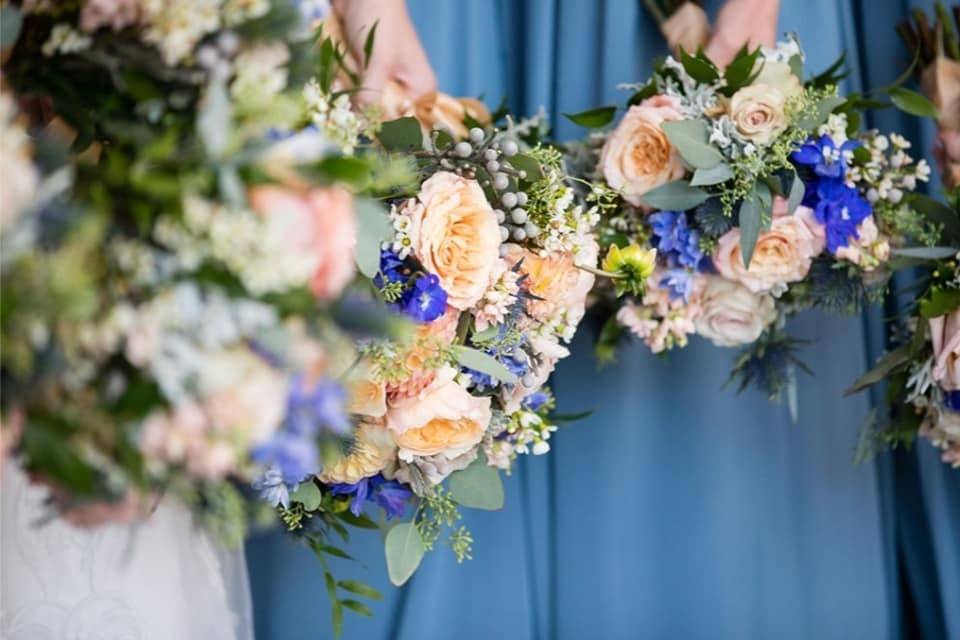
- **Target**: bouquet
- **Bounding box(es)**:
[565,38,935,407]
[847,6,960,467]
[0,0,398,548]
[271,104,597,612]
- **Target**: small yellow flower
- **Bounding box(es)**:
[602,243,656,297]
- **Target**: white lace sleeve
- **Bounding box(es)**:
[1,464,253,640]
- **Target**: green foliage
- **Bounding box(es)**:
[563,106,617,129]
[888,87,939,119]
[385,521,426,586]
[451,345,519,384]
[726,332,812,403]
[662,120,723,170]
[640,180,710,210]
[448,453,505,510]
[354,198,394,278]
[377,117,424,151]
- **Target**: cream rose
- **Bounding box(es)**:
[599,98,685,206]
[386,366,491,461]
[318,423,397,485]
[752,62,802,100]
[713,204,824,293]
[930,311,960,391]
[408,172,501,309]
[695,276,776,347]
[729,83,788,145]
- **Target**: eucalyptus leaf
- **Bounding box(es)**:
[563,106,617,129]
[920,288,960,319]
[738,187,762,268]
[378,117,423,151]
[662,120,723,169]
[788,53,804,80]
[290,482,322,511]
[844,344,912,395]
[639,180,711,211]
[354,198,393,279]
[448,453,504,510]
[451,345,518,384]
[385,522,425,586]
[798,94,846,131]
[786,171,805,214]
[690,162,733,186]
[888,87,938,119]
[890,246,959,260]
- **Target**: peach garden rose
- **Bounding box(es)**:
[407,171,502,310]
[599,96,685,206]
[385,366,491,461]
[712,201,824,294]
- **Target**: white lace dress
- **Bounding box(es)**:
[1,465,253,640]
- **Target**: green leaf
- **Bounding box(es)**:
[331,600,344,638]
[317,156,372,186]
[787,170,805,214]
[310,541,355,561]
[738,187,762,268]
[362,21,378,70]
[890,247,959,260]
[888,87,938,119]
[661,120,723,169]
[562,106,617,129]
[844,344,912,395]
[448,453,504,510]
[920,287,960,319]
[809,52,847,88]
[433,129,454,151]
[548,409,594,423]
[628,80,659,105]
[341,599,374,617]
[451,345,518,384]
[690,162,733,186]
[290,482,322,511]
[338,580,383,600]
[384,522,425,586]
[337,510,381,529]
[355,198,393,279]
[640,180,711,211]
[723,46,763,95]
[507,153,542,181]
[0,5,22,50]
[788,53,804,80]
[378,117,423,151]
[679,47,720,84]
[909,194,960,244]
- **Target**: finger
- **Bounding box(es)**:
[355,64,389,107]
[396,61,438,102]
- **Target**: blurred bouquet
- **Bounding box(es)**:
[0,0,403,544]
[897,3,960,187]
[565,38,937,409]
[267,102,596,604]
[847,189,960,467]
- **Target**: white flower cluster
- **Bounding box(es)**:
[155,195,319,295]
[484,408,558,470]
[303,79,373,155]
[230,42,290,109]
[856,132,931,205]
[139,0,221,66]
[42,24,92,56]
[78,282,278,401]
[386,199,415,258]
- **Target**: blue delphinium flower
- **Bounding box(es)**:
[285,376,351,436]
[659,268,695,302]
[945,391,960,413]
[790,134,860,180]
[522,390,550,411]
[791,134,873,253]
[377,249,448,324]
[402,273,448,323]
[649,210,706,271]
[251,432,319,487]
[812,179,872,253]
[464,350,528,391]
[328,474,413,518]
[253,466,291,509]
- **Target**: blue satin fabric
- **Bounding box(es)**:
[246,1,960,637]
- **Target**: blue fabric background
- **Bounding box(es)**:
[246,1,960,637]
